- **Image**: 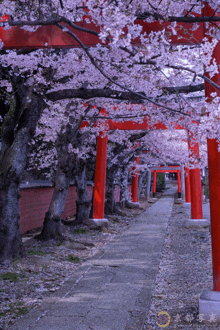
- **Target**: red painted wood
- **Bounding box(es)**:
[19,187,53,233]
[19,184,118,233]
[0,13,204,50]
[207,138,220,290]
[107,118,184,130]
[131,156,139,203]
[189,168,203,218]
[0,18,102,50]
[153,171,157,197]
[19,185,87,233]
[177,170,181,193]
[81,118,184,131]
[135,17,203,45]
[93,131,108,219]
[184,167,191,203]
[152,169,179,173]
[188,134,203,219]
[203,2,220,291]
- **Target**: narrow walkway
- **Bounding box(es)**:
[11,187,176,330]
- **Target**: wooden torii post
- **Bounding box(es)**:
[1,2,219,317]
[131,156,140,204]
[185,167,191,203]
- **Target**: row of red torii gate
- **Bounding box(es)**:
[1,1,220,320]
[91,118,202,223]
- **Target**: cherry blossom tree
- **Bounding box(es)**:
[0,0,219,262]
[29,101,98,239]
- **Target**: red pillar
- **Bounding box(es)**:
[184,167,191,203]
[207,139,220,290]
[153,171,157,198]
[93,131,108,219]
[131,156,139,203]
[203,3,220,291]
[188,133,203,219]
[177,170,181,198]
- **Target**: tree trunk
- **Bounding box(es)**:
[0,85,45,263]
[120,167,130,208]
[36,131,72,240]
[138,169,147,200]
[105,181,117,214]
[105,173,117,214]
[36,104,93,239]
[75,160,91,224]
[36,169,71,240]
[0,182,23,263]
[36,105,92,240]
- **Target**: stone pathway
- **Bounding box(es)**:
[9,187,176,330]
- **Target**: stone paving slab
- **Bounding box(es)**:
[9,187,176,330]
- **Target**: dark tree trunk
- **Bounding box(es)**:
[138,169,147,200]
[0,182,23,263]
[36,169,71,240]
[119,167,130,208]
[105,170,117,215]
[36,131,72,240]
[75,160,91,224]
[0,82,45,263]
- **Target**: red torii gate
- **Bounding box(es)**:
[86,109,203,222]
[151,165,182,199]
[1,1,220,318]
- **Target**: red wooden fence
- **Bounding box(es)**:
[19,182,122,233]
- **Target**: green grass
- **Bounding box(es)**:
[13,306,29,316]
[73,228,88,234]
[67,255,80,263]
[1,272,19,282]
[28,249,49,256]
[6,303,29,316]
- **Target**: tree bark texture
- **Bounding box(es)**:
[0,78,45,263]
[46,84,205,102]
[138,169,148,200]
[0,182,23,263]
[37,170,71,240]
[105,167,118,215]
[75,160,91,224]
[36,130,73,240]
[120,166,130,208]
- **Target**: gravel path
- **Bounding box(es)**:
[143,200,215,330]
